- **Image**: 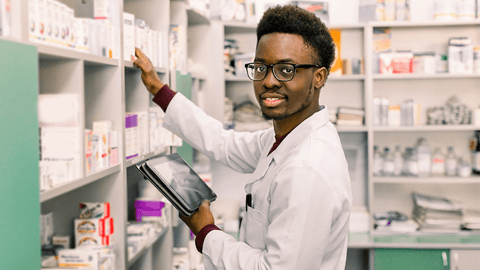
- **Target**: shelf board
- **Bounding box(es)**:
[329,74,365,81]
[335,125,368,132]
[373,175,480,184]
[225,75,250,82]
[187,8,210,25]
[126,148,169,167]
[349,232,480,249]
[328,24,366,29]
[191,72,207,80]
[222,20,257,30]
[370,19,480,28]
[35,43,119,66]
[40,164,122,203]
[373,125,480,132]
[371,232,480,249]
[0,36,21,43]
[373,73,480,80]
[127,227,169,267]
[124,60,167,74]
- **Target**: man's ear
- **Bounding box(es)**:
[314,67,328,89]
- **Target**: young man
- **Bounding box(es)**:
[133,5,352,270]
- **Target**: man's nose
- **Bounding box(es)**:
[262,67,281,88]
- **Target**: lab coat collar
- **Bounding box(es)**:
[270,105,330,165]
[245,105,330,187]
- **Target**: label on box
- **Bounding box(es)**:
[80,202,111,219]
[380,52,413,74]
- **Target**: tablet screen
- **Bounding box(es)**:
[152,155,214,210]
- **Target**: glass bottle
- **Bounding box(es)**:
[407,148,419,177]
[458,156,472,177]
[393,145,404,176]
[416,137,432,177]
[431,147,445,176]
[383,147,395,177]
[445,146,458,176]
[373,145,384,176]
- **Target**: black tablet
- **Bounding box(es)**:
[136,153,216,216]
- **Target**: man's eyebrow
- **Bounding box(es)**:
[254,58,296,63]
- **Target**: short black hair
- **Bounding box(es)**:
[257,5,335,73]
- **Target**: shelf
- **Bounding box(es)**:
[371,232,480,249]
[191,72,207,80]
[187,8,210,25]
[225,75,250,82]
[373,125,480,132]
[35,43,119,66]
[348,232,480,249]
[328,24,366,29]
[335,125,368,132]
[124,60,167,74]
[126,148,169,167]
[373,73,480,80]
[373,175,480,184]
[0,36,21,43]
[127,227,169,267]
[222,20,257,30]
[329,75,365,81]
[40,164,122,203]
[370,19,480,28]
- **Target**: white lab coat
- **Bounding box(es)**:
[163,94,352,270]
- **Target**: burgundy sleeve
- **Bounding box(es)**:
[152,84,177,111]
[195,224,221,253]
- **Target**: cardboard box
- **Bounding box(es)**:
[448,37,473,74]
[79,202,111,219]
[125,114,139,160]
[58,249,99,269]
[52,235,71,249]
[74,217,114,248]
[123,12,135,61]
[0,0,11,37]
[379,52,413,74]
[28,0,38,42]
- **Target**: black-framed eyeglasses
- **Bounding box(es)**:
[244,63,320,82]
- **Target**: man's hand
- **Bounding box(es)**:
[180,200,215,236]
[132,47,165,96]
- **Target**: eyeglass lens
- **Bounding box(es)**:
[247,64,295,81]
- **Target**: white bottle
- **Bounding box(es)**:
[458,156,472,177]
[416,137,432,177]
[445,146,458,176]
[383,147,395,176]
[431,147,446,176]
[373,146,384,176]
[393,145,404,176]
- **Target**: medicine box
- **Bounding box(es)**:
[58,249,99,269]
[79,202,111,219]
[379,52,413,74]
[0,0,10,37]
[123,12,135,61]
[28,0,38,42]
[38,94,80,127]
[94,0,113,21]
[93,121,112,169]
[125,114,139,160]
[74,217,114,247]
[448,37,473,74]
[52,235,71,249]
[135,18,146,51]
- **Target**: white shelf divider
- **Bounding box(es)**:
[369,20,480,28]
[373,73,480,80]
[372,175,480,184]
[40,164,122,203]
[373,125,480,132]
[36,43,119,66]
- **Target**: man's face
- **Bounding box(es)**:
[253,33,326,122]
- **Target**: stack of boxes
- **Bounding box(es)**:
[40,203,116,270]
[86,121,118,174]
[123,12,168,68]
[38,94,83,190]
[28,0,119,58]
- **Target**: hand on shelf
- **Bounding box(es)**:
[132,47,165,96]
